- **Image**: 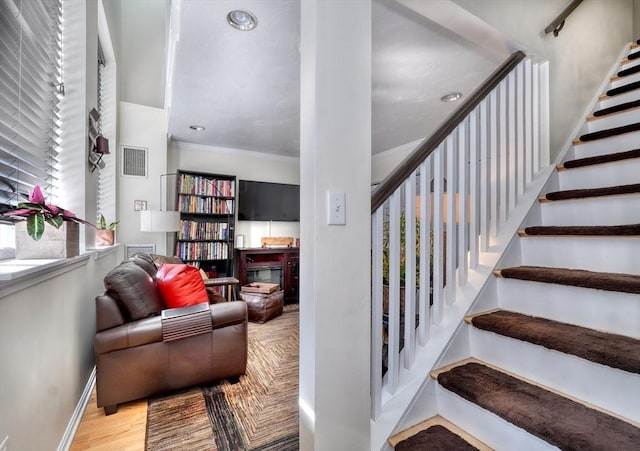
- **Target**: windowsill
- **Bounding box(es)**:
[0,244,122,299]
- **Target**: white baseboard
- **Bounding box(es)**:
[57,366,96,451]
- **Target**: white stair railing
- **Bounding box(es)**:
[371,51,548,422]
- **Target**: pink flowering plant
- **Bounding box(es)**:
[3,185,94,240]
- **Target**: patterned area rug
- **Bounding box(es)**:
[145,306,299,450]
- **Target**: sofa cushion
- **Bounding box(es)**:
[103,262,164,321]
[156,263,210,309]
[126,253,158,278]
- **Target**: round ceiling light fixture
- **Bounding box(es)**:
[189,125,205,131]
[440,91,463,102]
[227,10,257,31]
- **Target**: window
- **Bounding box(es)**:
[0,0,63,251]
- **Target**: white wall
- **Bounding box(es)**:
[453,0,634,162]
[116,0,167,108]
[372,138,424,184]
[169,141,301,249]
[0,247,123,451]
[117,101,170,255]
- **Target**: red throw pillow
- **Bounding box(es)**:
[156,263,210,309]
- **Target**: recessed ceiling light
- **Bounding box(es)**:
[189,125,205,131]
[440,92,463,102]
[227,10,257,31]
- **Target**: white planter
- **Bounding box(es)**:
[15,221,80,259]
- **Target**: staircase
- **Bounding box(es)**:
[389,43,640,450]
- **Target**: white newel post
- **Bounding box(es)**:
[299,1,371,449]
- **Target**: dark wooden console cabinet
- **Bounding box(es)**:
[235,247,299,303]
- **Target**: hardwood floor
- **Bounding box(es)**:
[70,388,147,450]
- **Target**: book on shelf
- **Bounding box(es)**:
[177,173,235,198]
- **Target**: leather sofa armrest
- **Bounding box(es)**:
[95,315,162,354]
[210,301,247,329]
[161,302,212,342]
[96,294,125,332]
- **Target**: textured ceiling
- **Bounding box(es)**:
[167,0,502,157]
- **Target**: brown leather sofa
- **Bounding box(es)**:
[94,254,247,415]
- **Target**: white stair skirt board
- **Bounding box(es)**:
[586,108,640,133]
[573,130,640,159]
[609,71,640,88]
[540,195,640,226]
[598,90,640,109]
[435,383,558,451]
[558,159,640,190]
[518,236,640,274]
[468,326,640,422]
[497,278,640,339]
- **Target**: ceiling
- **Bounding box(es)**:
[167,0,503,157]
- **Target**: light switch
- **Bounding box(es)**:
[327,191,346,225]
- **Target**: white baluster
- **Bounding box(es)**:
[404,176,417,368]
[524,57,533,185]
[371,207,383,419]
[388,189,401,393]
[458,121,468,285]
[469,108,479,269]
[480,98,490,251]
[446,133,457,304]
[432,145,445,324]
[418,159,431,345]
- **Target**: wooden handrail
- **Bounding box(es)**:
[544,0,584,37]
[371,50,526,213]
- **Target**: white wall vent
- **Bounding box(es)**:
[121,146,148,177]
[125,244,156,259]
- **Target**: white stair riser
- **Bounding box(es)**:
[436,384,558,451]
[586,108,640,133]
[620,57,640,69]
[540,195,640,226]
[558,160,640,190]
[519,236,640,274]
[609,71,640,89]
[598,90,640,110]
[497,278,640,338]
[469,327,640,422]
[573,130,640,158]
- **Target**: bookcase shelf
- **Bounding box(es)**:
[175,170,236,277]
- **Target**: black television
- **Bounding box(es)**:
[238,180,300,221]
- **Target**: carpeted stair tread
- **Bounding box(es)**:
[618,63,640,78]
[592,99,640,117]
[497,265,640,294]
[470,310,640,374]
[560,148,640,169]
[521,224,640,236]
[577,122,640,142]
[394,425,479,451]
[606,80,640,97]
[628,49,640,60]
[541,183,640,201]
[437,362,640,451]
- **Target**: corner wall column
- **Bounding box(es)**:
[299,0,372,449]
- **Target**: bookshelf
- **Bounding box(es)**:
[175,170,236,277]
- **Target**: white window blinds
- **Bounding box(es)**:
[0,0,63,212]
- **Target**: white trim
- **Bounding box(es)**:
[57,367,96,451]
[171,140,300,163]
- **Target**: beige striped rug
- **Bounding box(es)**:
[145,306,299,450]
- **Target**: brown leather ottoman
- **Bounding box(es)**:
[240,290,284,323]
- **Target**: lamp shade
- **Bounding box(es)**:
[140,210,180,232]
